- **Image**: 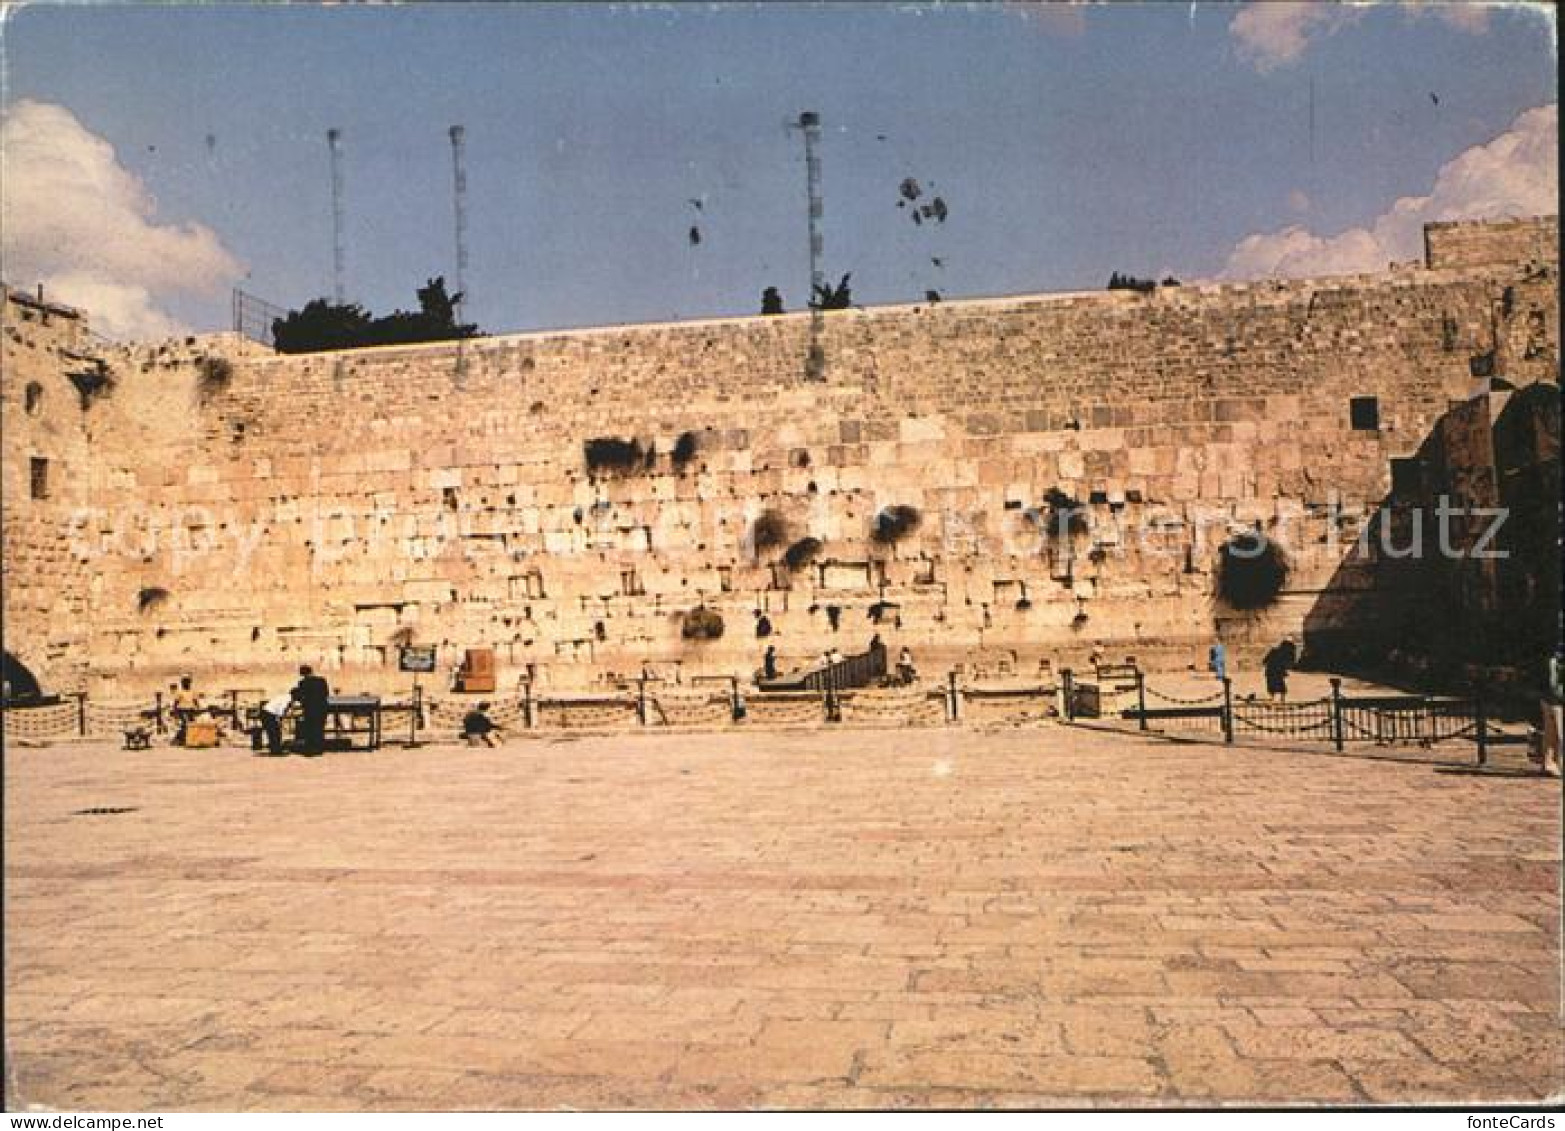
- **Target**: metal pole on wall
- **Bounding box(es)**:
[1329,677,1345,753]
[1474,685,1488,766]
[947,669,959,723]
[1135,668,1148,731]
[637,675,647,727]
[410,676,420,747]
[327,128,347,304]
[76,692,87,736]
[1062,668,1075,722]
[1221,677,1234,744]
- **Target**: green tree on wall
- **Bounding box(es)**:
[272,277,481,354]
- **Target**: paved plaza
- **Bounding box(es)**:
[4,723,1561,1110]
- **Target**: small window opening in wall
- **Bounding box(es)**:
[717,566,733,592]
[24,382,43,415]
[1390,458,1424,498]
[1350,396,1380,431]
[620,568,644,597]
[29,457,49,500]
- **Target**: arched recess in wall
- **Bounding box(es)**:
[2,651,45,701]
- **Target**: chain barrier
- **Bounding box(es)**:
[1232,711,1335,736]
[652,692,732,727]
[537,699,639,730]
[2,702,81,740]
[1143,684,1225,705]
[840,688,946,726]
[85,701,158,734]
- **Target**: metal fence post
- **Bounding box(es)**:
[153,691,166,734]
[1475,684,1488,766]
[522,680,535,729]
[637,676,647,726]
[730,676,743,722]
[947,670,959,723]
[1221,677,1234,744]
[1062,668,1075,722]
[1135,668,1148,731]
[76,692,88,736]
[1329,677,1344,752]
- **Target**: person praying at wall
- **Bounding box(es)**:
[762,645,779,681]
[255,689,293,756]
[291,665,331,756]
[171,676,202,745]
[1539,650,1561,778]
[1262,639,1297,703]
[897,646,917,686]
[462,701,503,748]
[1208,641,1228,686]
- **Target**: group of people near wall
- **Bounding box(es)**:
[1206,639,1299,701]
[170,667,332,755]
[759,640,918,686]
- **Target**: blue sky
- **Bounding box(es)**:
[1,2,1556,339]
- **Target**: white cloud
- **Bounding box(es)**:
[1230,2,1360,71]
[1220,103,1557,280]
[0,99,243,339]
[1230,1,1497,72]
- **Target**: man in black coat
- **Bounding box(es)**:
[292,665,331,755]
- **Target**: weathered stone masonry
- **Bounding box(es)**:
[2,217,1557,697]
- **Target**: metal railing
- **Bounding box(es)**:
[1106,669,1532,765]
[232,287,287,348]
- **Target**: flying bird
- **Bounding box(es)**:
[688,226,702,246]
[931,257,944,268]
[688,197,704,211]
[1429,92,1439,105]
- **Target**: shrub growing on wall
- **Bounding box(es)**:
[871,504,922,544]
[584,437,648,476]
[671,431,700,470]
[196,356,233,403]
[681,606,725,641]
[783,536,823,571]
[1034,488,1089,539]
[752,509,791,553]
[67,362,115,410]
[1216,533,1291,611]
[136,586,170,614]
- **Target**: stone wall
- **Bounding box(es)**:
[2,217,1557,698]
[1425,216,1560,272]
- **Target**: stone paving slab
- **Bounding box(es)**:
[4,725,1561,1110]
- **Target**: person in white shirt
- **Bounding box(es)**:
[257,691,293,756]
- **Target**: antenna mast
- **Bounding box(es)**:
[327,128,346,303]
[449,124,469,321]
[793,110,826,380]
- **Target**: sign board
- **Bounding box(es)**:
[398,645,437,674]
